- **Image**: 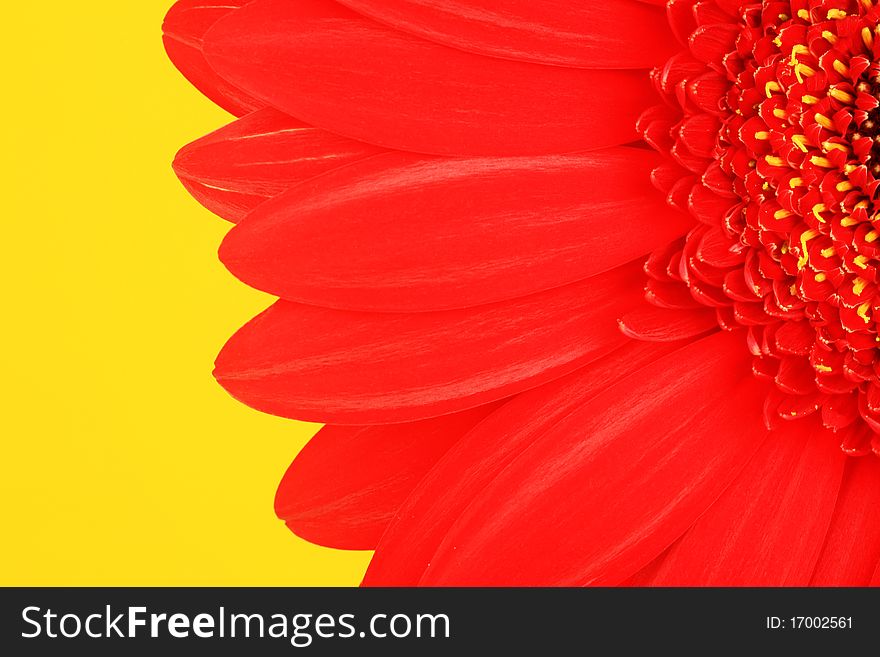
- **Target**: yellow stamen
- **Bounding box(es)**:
[790,44,809,65]
[866,230,879,243]
[755,130,771,140]
[795,63,816,83]
[829,87,854,103]
[823,30,839,45]
[797,8,810,20]
[801,94,820,105]
[857,301,872,323]
[836,181,854,192]
[845,164,858,175]
[841,216,859,227]
[815,364,833,373]
[854,276,869,295]
[798,229,820,268]
[816,272,828,282]
[789,177,804,188]
[812,203,828,222]
[833,60,850,76]
[854,254,870,269]
[765,81,782,97]
[773,107,788,119]
[820,247,836,258]
[827,8,848,18]
[810,155,833,167]
[766,155,787,167]
[774,209,793,220]
[863,26,875,49]
[791,134,811,151]
[856,200,870,210]
[823,141,848,152]
[815,113,834,129]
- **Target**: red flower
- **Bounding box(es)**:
[164,0,880,585]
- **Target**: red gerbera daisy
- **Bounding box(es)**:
[164,0,880,586]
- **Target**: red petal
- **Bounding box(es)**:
[162,0,264,116]
[399,332,768,585]
[811,454,880,585]
[202,0,653,155]
[618,305,718,341]
[173,108,385,223]
[214,263,643,425]
[275,403,500,550]
[220,147,692,311]
[334,0,677,69]
[641,418,846,585]
[363,339,685,586]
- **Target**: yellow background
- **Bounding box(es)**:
[2,2,369,584]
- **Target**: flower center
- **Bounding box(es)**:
[642,0,880,455]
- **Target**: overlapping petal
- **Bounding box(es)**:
[363,339,684,586]
[220,148,693,311]
[413,331,767,585]
[333,0,678,69]
[173,107,385,223]
[213,262,644,425]
[162,0,263,116]
[202,0,653,155]
[275,403,501,550]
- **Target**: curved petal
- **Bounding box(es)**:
[810,454,880,585]
[640,418,847,586]
[220,148,693,311]
[618,305,718,341]
[173,107,385,223]
[213,262,643,425]
[275,403,501,550]
[203,0,653,155]
[363,339,685,586]
[162,0,264,116]
[334,0,678,69]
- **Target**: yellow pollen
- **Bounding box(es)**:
[829,88,854,103]
[845,164,858,175]
[833,60,850,76]
[856,200,870,210]
[836,181,854,192]
[855,254,871,269]
[801,95,820,105]
[798,229,820,268]
[755,130,771,140]
[812,203,828,222]
[773,36,783,47]
[766,155,787,167]
[815,113,834,129]
[857,301,872,323]
[779,13,790,21]
[774,208,793,220]
[854,277,869,295]
[797,8,810,20]
[790,44,809,65]
[824,142,848,153]
[864,26,875,49]
[795,64,816,83]
[773,107,788,119]
[791,134,810,151]
[816,272,828,282]
[765,81,782,97]
[815,364,833,373]
[781,245,789,254]
[810,155,833,168]
[827,8,847,18]
[823,30,839,45]
[867,230,879,242]
[821,247,836,258]
[789,177,804,188]
[841,216,859,227]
